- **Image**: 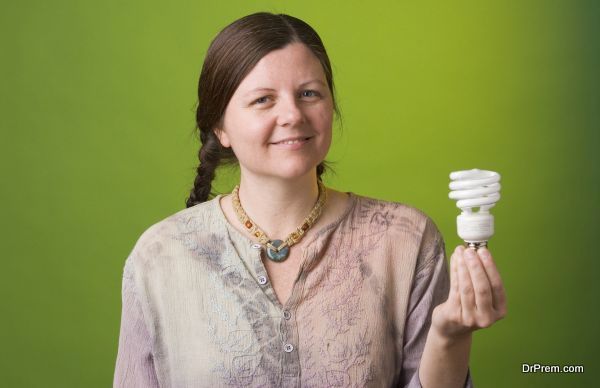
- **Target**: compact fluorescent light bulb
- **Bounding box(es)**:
[448,169,501,249]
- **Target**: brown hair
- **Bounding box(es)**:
[185,12,340,208]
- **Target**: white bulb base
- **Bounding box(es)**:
[457,212,494,244]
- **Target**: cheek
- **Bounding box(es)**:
[227,113,275,149]
[312,104,334,132]
[246,114,277,140]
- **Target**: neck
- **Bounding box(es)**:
[236,170,321,240]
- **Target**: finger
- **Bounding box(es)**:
[447,246,461,307]
[478,248,507,315]
[464,247,493,312]
[457,248,476,320]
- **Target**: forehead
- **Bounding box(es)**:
[237,43,326,90]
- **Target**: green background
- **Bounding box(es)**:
[2,0,598,387]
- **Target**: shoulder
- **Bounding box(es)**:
[124,197,223,270]
[349,192,445,270]
[350,192,440,236]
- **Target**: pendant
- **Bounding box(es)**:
[266,239,290,262]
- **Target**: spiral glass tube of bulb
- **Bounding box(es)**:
[448,169,501,248]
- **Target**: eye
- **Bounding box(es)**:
[301,90,320,98]
[253,96,270,105]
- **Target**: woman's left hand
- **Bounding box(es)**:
[431,245,507,341]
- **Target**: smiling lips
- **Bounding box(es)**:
[271,136,312,145]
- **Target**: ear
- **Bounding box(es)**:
[213,127,231,148]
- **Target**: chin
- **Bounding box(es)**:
[267,162,320,180]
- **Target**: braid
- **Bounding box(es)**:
[316,162,325,181]
[185,131,224,208]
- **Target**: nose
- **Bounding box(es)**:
[275,95,305,127]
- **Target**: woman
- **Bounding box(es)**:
[114,12,506,388]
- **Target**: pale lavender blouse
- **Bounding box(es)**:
[113,192,473,387]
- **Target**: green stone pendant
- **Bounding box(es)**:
[266,239,290,262]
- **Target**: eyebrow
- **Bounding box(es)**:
[244,79,326,96]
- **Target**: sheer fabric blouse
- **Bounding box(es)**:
[113,192,473,387]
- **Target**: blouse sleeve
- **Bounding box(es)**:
[113,258,160,388]
[400,218,474,388]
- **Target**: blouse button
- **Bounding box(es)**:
[283,310,291,320]
[251,243,262,250]
[283,343,294,353]
[257,275,268,285]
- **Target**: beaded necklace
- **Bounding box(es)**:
[231,180,327,262]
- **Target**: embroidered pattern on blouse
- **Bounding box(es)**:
[298,197,419,387]
[170,212,282,386]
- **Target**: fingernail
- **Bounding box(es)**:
[465,248,476,260]
[479,248,490,260]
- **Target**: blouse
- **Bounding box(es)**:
[113,191,474,387]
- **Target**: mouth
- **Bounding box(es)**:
[271,136,313,145]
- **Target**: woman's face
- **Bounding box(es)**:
[215,42,334,182]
